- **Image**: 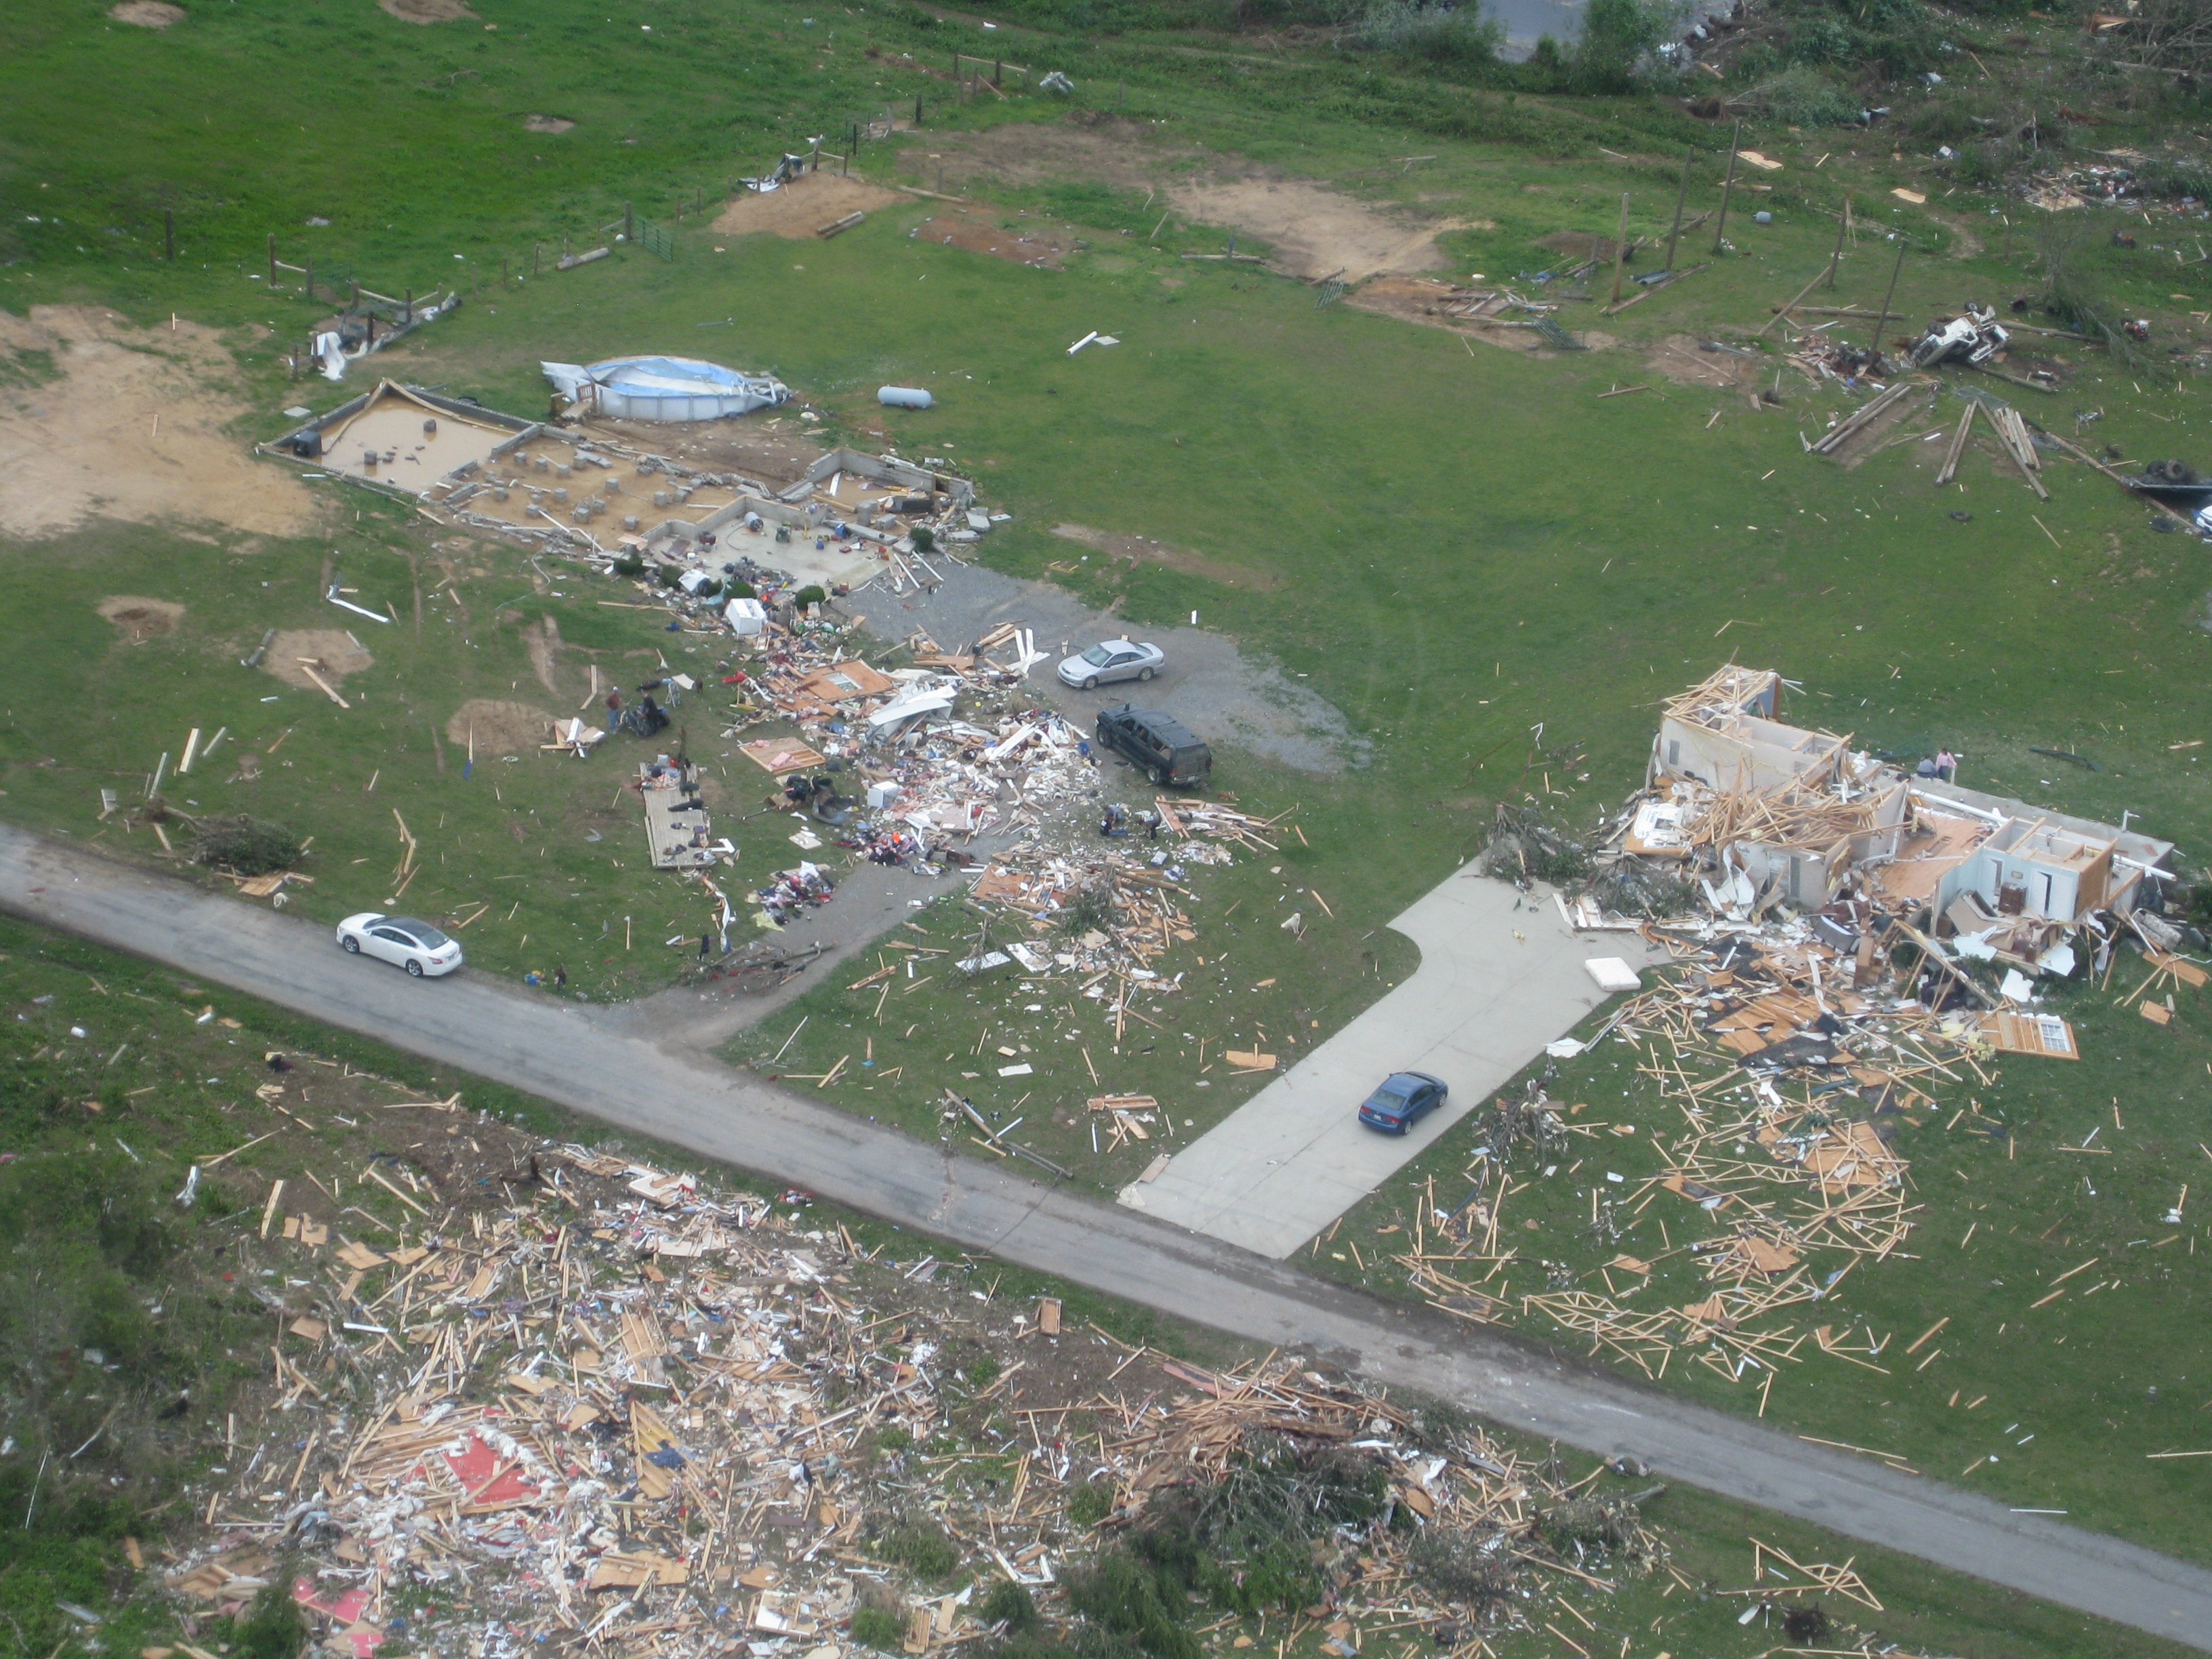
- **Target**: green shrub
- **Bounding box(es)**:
[726,578,758,598]
[1068,1478,1116,1526]
[1732,66,1862,126]
[980,1631,1153,1659]
[1065,1549,1201,1659]
[1572,0,1673,90]
[980,1578,1038,1629]
[231,1580,306,1659]
[1358,0,1502,66]
[1953,138,2018,189]
[790,583,829,611]
[851,1605,905,1650]
[2135,157,2212,201]
[879,1519,960,1580]
[1760,0,1940,76]
[909,525,936,554]
[190,816,304,876]
[1785,12,1853,63]
[611,553,646,577]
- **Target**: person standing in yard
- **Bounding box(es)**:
[605,689,623,734]
[1937,748,1958,781]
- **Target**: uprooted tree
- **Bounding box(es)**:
[190,816,304,877]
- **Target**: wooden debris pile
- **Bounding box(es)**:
[159,1135,1694,1659]
[1085,1353,1683,1656]
[954,800,1304,1010]
[1397,928,2003,1395]
[164,1155,992,1658]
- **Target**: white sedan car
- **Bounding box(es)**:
[1057,639,1165,690]
[335,914,463,978]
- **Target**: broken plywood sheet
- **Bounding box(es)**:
[790,659,896,703]
[739,737,829,775]
[587,1550,688,1589]
[632,1400,683,1499]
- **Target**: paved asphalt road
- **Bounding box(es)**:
[1130,865,1658,1258]
[6,823,2211,1652]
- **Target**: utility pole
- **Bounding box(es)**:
[1609,193,1631,306]
[1868,239,1907,365]
[1663,147,1692,274]
[1711,120,1742,255]
[1826,194,1851,289]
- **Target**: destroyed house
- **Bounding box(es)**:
[1903,780,2171,927]
[1644,665,2173,927]
[1645,665,1908,908]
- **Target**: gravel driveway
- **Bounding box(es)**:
[851,559,1368,775]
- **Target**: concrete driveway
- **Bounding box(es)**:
[1124,865,1656,1258]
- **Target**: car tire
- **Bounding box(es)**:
[341,936,361,954]
[1137,666,1155,682]
[1150,764,1168,786]
[1082,676,1099,691]
[405,959,425,978]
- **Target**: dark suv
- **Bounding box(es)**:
[1095,704,1212,788]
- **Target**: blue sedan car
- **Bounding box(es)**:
[1357,1071,1448,1135]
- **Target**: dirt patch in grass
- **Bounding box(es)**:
[1051,524,1283,592]
[914,209,1076,269]
[910,119,1454,282]
[911,115,1187,193]
[262,628,373,693]
[711,171,903,241]
[0,306,319,542]
[523,613,564,695]
[96,595,184,641]
[1344,276,1617,353]
[1169,178,1465,283]
[377,0,475,20]
[523,114,575,135]
[577,417,827,490]
[1647,333,1767,390]
[447,697,556,755]
[108,1,184,25]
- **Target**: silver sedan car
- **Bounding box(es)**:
[1057,638,1164,691]
[335,913,464,978]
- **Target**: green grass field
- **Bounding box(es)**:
[6,0,2212,1641]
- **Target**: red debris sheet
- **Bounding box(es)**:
[443,1429,542,1508]
[293,1578,380,1656]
